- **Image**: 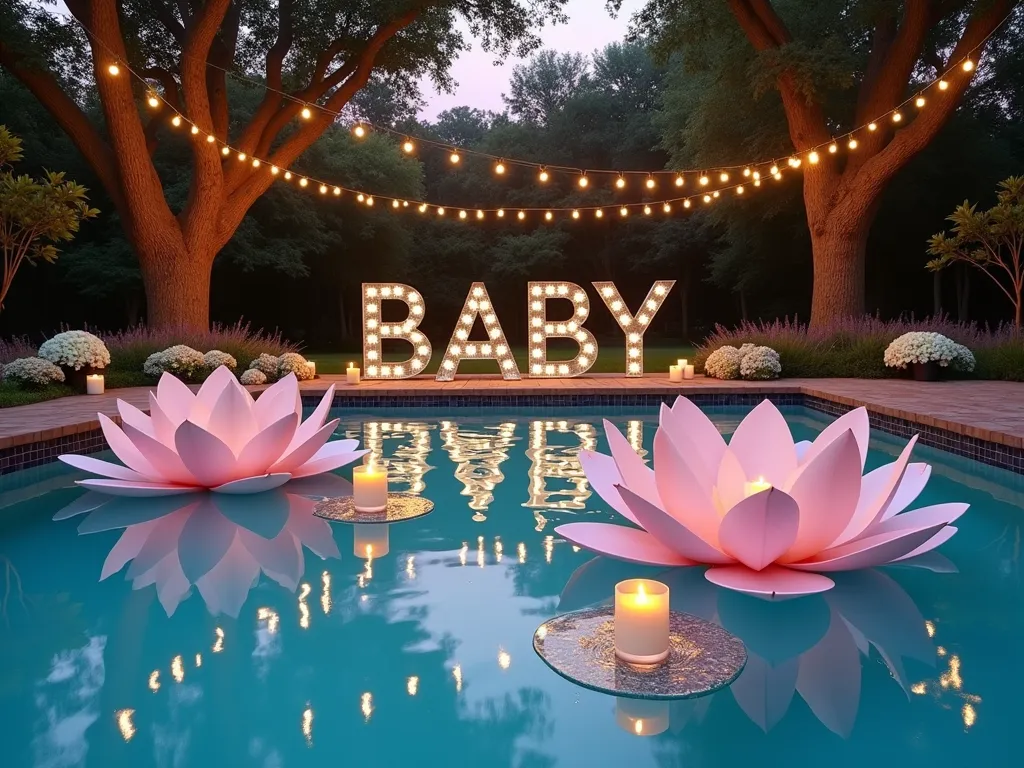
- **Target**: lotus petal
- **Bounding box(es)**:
[779,430,862,564]
[125,509,190,579]
[556,522,696,566]
[59,454,148,483]
[714,447,749,516]
[795,608,861,738]
[76,479,198,497]
[270,419,340,475]
[174,420,239,488]
[190,365,239,428]
[235,413,299,478]
[289,441,367,479]
[212,473,292,494]
[719,488,800,571]
[195,537,261,618]
[800,407,870,469]
[253,373,300,429]
[205,377,259,453]
[617,485,733,564]
[101,523,157,580]
[53,491,109,520]
[794,440,812,461]
[728,654,799,732]
[664,398,727,486]
[891,526,957,562]
[705,564,835,598]
[117,400,154,437]
[97,413,159,478]
[604,419,659,504]
[121,421,199,486]
[789,523,947,572]
[861,502,967,539]
[831,437,918,547]
[239,527,303,589]
[148,392,178,447]
[727,399,797,487]
[177,503,237,582]
[156,372,195,425]
[284,506,341,561]
[577,450,639,525]
[78,496,194,532]
[880,463,931,521]
[285,385,335,454]
[652,429,721,546]
[717,590,831,663]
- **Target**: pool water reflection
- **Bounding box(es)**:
[0,407,1018,766]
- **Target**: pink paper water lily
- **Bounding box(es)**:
[556,396,967,597]
[59,367,366,496]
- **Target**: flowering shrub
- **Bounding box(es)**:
[143,345,205,379]
[239,368,267,386]
[277,352,314,381]
[883,332,975,372]
[704,346,743,379]
[0,335,37,365]
[2,357,66,387]
[740,345,782,380]
[38,330,110,370]
[248,353,280,380]
[203,350,237,371]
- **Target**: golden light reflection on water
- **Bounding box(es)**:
[257,607,280,634]
[523,420,596,511]
[518,542,526,563]
[913,620,982,731]
[195,653,202,668]
[441,421,517,520]
[459,542,468,566]
[148,670,160,692]
[171,654,184,683]
[361,692,373,722]
[544,535,554,564]
[407,676,419,696]
[213,627,225,653]
[453,664,463,692]
[321,571,332,615]
[406,555,416,579]
[498,648,511,670]
[299,583,311,629]
[302,705,313,745]
[115,709,136,742]
[363,421,433,494]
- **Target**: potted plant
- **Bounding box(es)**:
[883,332,975,381]
[37,330,111,392]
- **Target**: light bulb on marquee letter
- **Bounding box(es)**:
[592,281,675,377]
[362,283,431,379]
[527,282,598,378]
[436,282,520,381]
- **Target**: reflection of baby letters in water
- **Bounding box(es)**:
[522,420,598,511]
[362,421,433,494]
[560,559,937,738]
[440,420,517,519]
[54,475,349,618]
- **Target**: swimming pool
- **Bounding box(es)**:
[0,406,1018,766]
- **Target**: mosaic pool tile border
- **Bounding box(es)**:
[2,392,1021,475]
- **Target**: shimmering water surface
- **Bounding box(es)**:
[0,406,1019,767]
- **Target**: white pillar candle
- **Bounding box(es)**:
[308,360,316,377]
[677,358,688,369]
[353,523,390,559]
[683,364,694,380]
[353,463,388,512]
[669,365,682,383]
[615,698,670,737]
[614,579,670,664]
[346,362,361,384]
[86,374,105,395]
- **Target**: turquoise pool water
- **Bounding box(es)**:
[0,406,1019,767]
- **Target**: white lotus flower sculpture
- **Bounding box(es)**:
[59,366,366,496]
[557,397,967,597]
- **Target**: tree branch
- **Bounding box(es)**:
[149,0,186,45]
[140,66,182,111]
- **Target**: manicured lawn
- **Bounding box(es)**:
[0,381,75,408]
[305,345,697,375]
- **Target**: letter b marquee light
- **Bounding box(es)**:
[526,282,599,377]
[362,283,431,379]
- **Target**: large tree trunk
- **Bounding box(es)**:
[809,223,868,326]
[138,245,214,330]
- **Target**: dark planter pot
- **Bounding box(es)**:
[911,362,942,382]
[61,365,97,393]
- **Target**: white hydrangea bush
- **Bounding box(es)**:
[2,357,66,387]
[143,345,205,379]
[739,345,782,380]
[248,353,280,380]
[203,350,237,371]
[884,332,975,372]
[38,330,110,371]
[704,346,743,380]
[277,352,315,381]
[239,368,267,385]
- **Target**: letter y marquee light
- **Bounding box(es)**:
[362,283,431,379]
[436,283,520,381]
[527,282,598,378]
[592,281,675,376]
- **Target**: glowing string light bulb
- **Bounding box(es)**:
[353,123,366,137]
[962,58,974,72]
[538,168,549,183]
[221,146,230,156]
[147,94,160,108]
[938,79,949,90]
[545,211,553,221]
[402,139,414,153]
[615,175,626,189]
[495,161,506,175]
[319,184,328,194]
[675,175,684,187]
[190,124,199,135]
[299,177,308,187]
[459,209,467,219]
[808,151,819,164]
[699,174,709,186]
[620,206,628,217]
[915,96,926,108]
[572,209,580,219]
[205,134,215,143]
[892,111,903,122]
[645,176,656,189]
[107,63,120,76]
[171,115,182,127]
[251,158,260,168]
[663,203,671,213]
[868,122,878,131]
[476,209,484,219]
[719,171,729,183]
[449,151,460,164]
[595,209,604,218]
[829,142,838,153]
[578,174,589,188]
[517,210,526,220]
[643,205,651,215]
[497,208,505,218]
[848,137,858,150]
[683,199,691,208]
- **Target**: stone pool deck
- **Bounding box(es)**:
[1,375,1022,474]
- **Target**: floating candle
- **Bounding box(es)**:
[353,462,387,512]
[614,579,670,664]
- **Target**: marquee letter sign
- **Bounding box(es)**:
[592,280,675,377]
[526,282,598,377]
[360,279,675,379]
[436,282,520,381]
[362,283,431,379]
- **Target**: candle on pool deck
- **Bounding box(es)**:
[353,461,388,512]
[353,523,390,559]
[677,358,688,369]
[614,579,670,664]
[86,374,105,395]
[683,364,694,380]
[308,360,316,377]
[346,362,360,384]
[744,476,772,497]
[669,365,682,383]
[615,698,670,737]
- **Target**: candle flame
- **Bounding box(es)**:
[636,583,648,604]
[634,719,644,735]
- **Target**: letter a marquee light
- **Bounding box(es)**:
[360,280,675,379]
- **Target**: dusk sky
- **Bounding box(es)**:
[419,0,646,120]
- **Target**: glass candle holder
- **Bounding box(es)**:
[353,462,388,512]
[614,579,670,664]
